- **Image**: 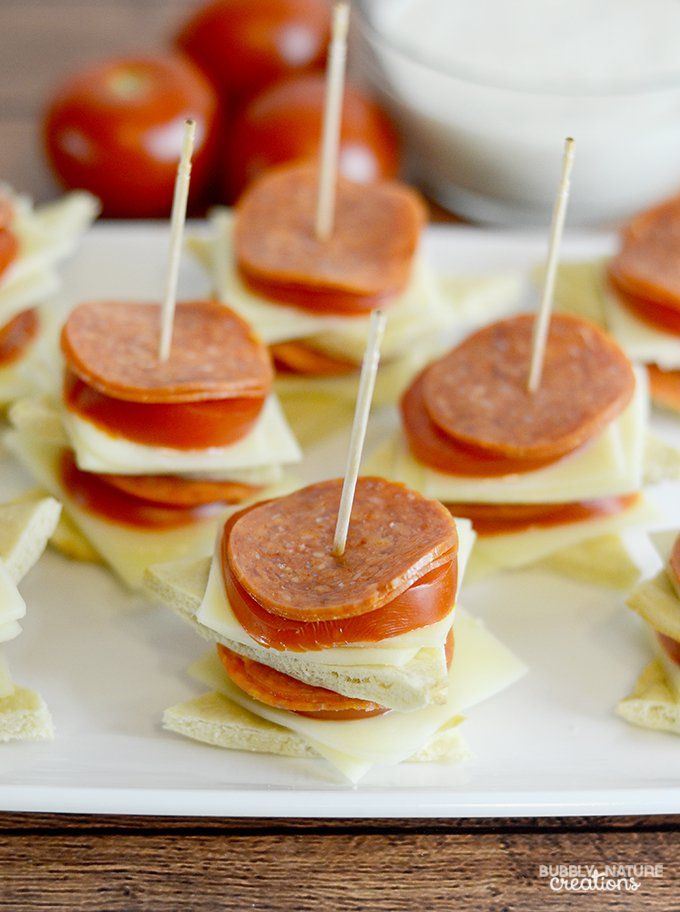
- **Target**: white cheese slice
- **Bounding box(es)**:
[189,609,527,782]
[0,560,26,632]
[650,529,678,565]
[63,393,302,476]
[208,210,451,358]
[5,433,241,590]
[379,366,647,505]
[0,651,13,698]
[602,275,680,370]
[196,518,475,667]
[467,494,658,579]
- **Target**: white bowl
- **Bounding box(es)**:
[354,2,680,226]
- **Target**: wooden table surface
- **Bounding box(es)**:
[0,2,677,909]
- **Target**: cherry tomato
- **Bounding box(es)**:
[43,55,219,218]
[176,0,331,106]
[226,73,400,199]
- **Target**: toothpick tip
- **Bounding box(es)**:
[333,1,351,36]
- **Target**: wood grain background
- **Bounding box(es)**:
[0,2,677,909]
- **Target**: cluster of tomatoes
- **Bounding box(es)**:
[42,0,400,218]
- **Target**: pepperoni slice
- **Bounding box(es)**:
[61,300,273,403]
[271,341,357,377]
[657,631,680,667]
[60,450,226,529]
[216,630,454,720]
[100,473,259,508]
[217,644,388,718]
[669,534,680,592]
[401,372,561,477]
[226,477,458,622]
[234,163,425,315]
[422,314,635,463]
[647,365,680,413]
[64,371,265,450]
[223,507,456,650]
[609,276,680,337]
[609,195,680,312]
[0,309,39,367]
[444,494,638,537]
[0,195,18,281]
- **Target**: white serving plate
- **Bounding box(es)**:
[1,222,679,818]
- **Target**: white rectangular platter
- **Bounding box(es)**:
[1,222,679,818]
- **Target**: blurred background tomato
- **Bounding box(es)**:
[39,0,400,217]
[176,0,332,107]
[225,73,400,200]
[43,55,219,218]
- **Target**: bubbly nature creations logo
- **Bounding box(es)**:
[537,863,664,893]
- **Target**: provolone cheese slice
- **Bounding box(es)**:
[0,190,97,326]
[63,393,302,476]
[627,571,680,643]
[189,609,526,781]
[376,366,647,505]
[5,433,240,590]
[196,518,475,667]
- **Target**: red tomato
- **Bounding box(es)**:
[176,0,331,105]
[226,74,400,199]
[658,632,680,666]
[43,55,219,218]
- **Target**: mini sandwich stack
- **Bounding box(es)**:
[146,477,525,783]
[370,312,680,583]
[0,496,61,742]
[196,164,522,441]
[7,300,301,588]
[618,530,680,735]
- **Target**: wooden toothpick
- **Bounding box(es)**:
[315,1,350,242]
[527,136,575,393]
[158,118,196,362]
[332,309,386,558]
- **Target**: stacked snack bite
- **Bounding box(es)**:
[0,497,61,742]
[147,476,525,782]
[370,312,668,580]
[7,299,301,588]
[0,186,97,406]
[618,530,680,735]
[606,198,680,414]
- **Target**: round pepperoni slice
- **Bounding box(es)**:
[234,163,425,315]
[0,194,18,280]
[422,313,635,463]
[669,534,680,592]
[60,450,224,530]
[226,477,458,622]
[657,631,680,667]
[0,309,39,367]
[401,372,561,477]
[100,473,259,508]
[609,196,680,312]
[271,341,357,377]
[64,371,264,450]
[217,644,389,718]
[609,276,680,337]
[61,299,273,403]
[216,630,454,720]
[223,524,456,650]
[647,365,680,414]
[444,494,638,537]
